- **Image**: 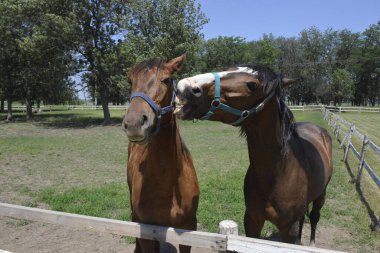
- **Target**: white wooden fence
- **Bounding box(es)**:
[288,105,380,113]
[6,104,380,112]
[322,106,380,230]
[0,203,345,253]
[322,106,380,189]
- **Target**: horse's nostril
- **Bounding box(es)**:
[122,121,128,130]
[192,87,201,95]
[142,115,148,125]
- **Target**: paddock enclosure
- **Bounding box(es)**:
[1,109,380,252]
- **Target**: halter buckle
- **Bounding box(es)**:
[242,110,250,118]
[156,108,162,119]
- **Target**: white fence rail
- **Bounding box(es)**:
[287,105,380,113]
[0,203,345,253]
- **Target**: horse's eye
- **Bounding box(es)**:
[246,82,257,92]
[162,78,171,85]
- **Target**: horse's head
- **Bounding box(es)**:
[176,65,295,125]
[123,54,186,144]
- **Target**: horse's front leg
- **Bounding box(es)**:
[178,215,197,253]
[244,210,265,238]
[278,220,300,244]
[136,238,159,253]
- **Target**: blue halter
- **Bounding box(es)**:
[199,72,276,126]
[130,80,176,135]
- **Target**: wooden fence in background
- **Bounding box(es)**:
[321,106,380,230]
[5,104,380,112]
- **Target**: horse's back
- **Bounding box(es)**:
[291,122,333,200]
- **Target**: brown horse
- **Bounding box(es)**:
[122,55,199,253]
[175,65,333,245]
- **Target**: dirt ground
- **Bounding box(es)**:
[0,214,357,253]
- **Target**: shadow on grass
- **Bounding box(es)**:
[0,112,124,129]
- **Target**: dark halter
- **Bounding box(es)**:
[198,72,277,126]
[129,79,176,135]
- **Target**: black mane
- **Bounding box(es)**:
[239,64,296,158]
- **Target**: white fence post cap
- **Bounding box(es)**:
[219,220,238,235]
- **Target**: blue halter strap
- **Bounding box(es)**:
[199,72,276,126]
[130,80,176,135]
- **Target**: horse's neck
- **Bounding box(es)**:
[243,100,284,171]
[145,118,181,174]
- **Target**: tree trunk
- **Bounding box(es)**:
[6,93,13,122]
[100,88,111,125]
[25,97,33,120]
[0,98,4,113]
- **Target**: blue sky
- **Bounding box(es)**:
[196,0,380,40]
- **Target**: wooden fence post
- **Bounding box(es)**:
[356,135,369,186]
[342,124,355,162]
[219,220,238,253]
[335,123,340,140]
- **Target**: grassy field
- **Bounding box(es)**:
[0,109,380,252]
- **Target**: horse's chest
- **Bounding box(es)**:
[131,187,186,225]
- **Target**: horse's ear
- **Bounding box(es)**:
[165,54,186,74]
[282,78,297,89]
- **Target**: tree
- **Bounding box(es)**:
[19,1,77,118]
[0,0,78,120]
[274,36,304,104]
[331,68,354,105]
[124,0,208,77]
[298,27,335,104]
[73,0,129,124]
[201,36,246,72]
[355,22,380,106]
[244,34,279,69]
[0,0,23,121]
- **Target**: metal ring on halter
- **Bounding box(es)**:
[211,99,221,108]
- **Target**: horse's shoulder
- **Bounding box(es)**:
[293,122,330,139]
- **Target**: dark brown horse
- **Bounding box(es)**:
[123,55,199,253]
[175,65,333,245]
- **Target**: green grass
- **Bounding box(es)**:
[39,183,131,221]
[1,109,380,252]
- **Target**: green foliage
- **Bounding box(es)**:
[72,0,130,123]
[246,34,279,68]
[331,68,354,105]
[123,0,208,76]
[200,36,246,72]
[0,0,78,120]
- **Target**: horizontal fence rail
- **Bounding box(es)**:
[0,203,345,253]
[4,104,380,112]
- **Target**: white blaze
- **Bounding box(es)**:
[177,67,258,94]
